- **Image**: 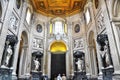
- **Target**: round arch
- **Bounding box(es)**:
[88,31,99,75]
[88,31,94,45]
[112,0,120,17]
[49,40,68,53]
[49,40,68,79]
[50,17,66,22]
[21,31,28,45]
[16,30,28,78]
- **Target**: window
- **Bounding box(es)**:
[49,19,67,35]
[49,23,53,34]
[26,8,31,24]
[94,0,99,9]
[64,23,67,34]
[54,21,63,34]
[85,9,91,24]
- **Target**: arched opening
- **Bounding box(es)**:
[16,31,28,78]
[50,40,67,79]
[16,0,21,9]
[94,0,99,9]
[88,31,99,75]
[112,0,120,17]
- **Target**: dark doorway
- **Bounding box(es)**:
[51,53,66,80]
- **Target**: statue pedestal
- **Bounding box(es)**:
[73,71,87,80]
[0,67,13,80]
[102,66,114,80]
[31,71,42,80]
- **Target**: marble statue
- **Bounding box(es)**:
[97,34,112,68]
[101,42,110,67]
[5,45,13,66]
[34,58,40,71]
[76,58,83,71]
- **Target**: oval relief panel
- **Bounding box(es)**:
[36,24,42,33]
[74,24,80,33]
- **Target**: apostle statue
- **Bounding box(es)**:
[5,45,13,66]
[97,34,112,68]
[34,58,40,71]
[100,41,111,67]
[76,58,84,71]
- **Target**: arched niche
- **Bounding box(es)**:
[93,0,99,9]
[88,31,99,75]
[88,31,94,45]
[16,0,21,9]
[112,0,120,17]
[16,31,28,78]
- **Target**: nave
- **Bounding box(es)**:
[0,0,120,80]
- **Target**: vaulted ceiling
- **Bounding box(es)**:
[31,0,87,17]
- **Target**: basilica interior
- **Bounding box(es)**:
[0,0,120,80]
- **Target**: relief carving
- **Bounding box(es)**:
[96,13,105,33]
[74,38,84,49]
[33,38,43,48]
[9,14,19,32]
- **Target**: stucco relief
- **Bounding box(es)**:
[96,12,105,33]
[74,38,84,49]
[9,13,19,34]
[33,38,43,49]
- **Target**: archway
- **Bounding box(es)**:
[88,31,99,75]
[50,40,67,80]
[112,0,120,17]
[16,31,28,78]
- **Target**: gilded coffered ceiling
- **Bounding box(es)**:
[31,0,87,17]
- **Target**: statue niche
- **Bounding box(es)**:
[73,51,85,72]
[1,35,18,68]
[31,51,43,80]
[97,34,113,68]
[31,51,43,72]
